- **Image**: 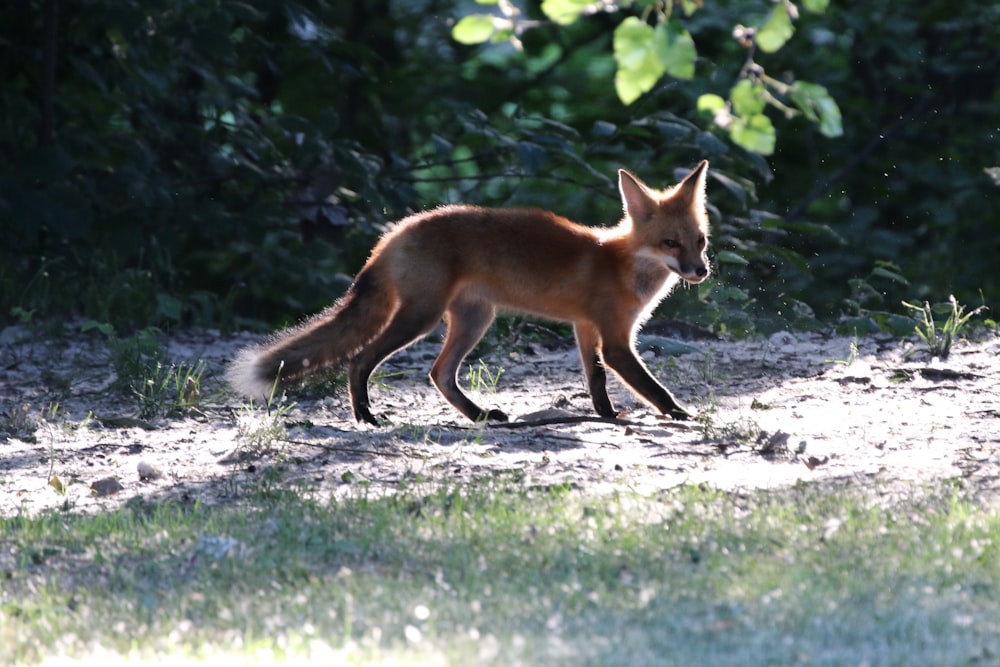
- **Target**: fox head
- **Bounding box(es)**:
[619,161,710,284]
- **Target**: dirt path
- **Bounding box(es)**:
[2,324,998,516]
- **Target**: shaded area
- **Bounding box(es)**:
[2,327,998,517]
[1,1,997,333]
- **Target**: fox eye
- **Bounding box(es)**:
[697,234,706,248]
[661,239,681,249]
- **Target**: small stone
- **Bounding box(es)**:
[137,460,163,481]
[768,331,797,347]
[90,477,124,497]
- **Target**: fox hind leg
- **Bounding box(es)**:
[430,299,507,422]
[348,304,443,425]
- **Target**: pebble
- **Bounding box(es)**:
[137,460,164,481]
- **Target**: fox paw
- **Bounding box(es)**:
[483,408,509,422]
[669,407,694,421]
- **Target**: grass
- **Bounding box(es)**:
[2,479,998,666]
[234,394,297,460]
[467,359,503,395]
[131,359,206,419]
[902,295,988,359]
[85,322,208,418]
[0,402,37,440]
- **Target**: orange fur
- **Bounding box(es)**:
[228,161,711,425]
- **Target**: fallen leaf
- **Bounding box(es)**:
[48,475,66,496]
[804,456,829,470]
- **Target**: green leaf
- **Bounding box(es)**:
[227,2,266,21]
[697,93,727,114]
[781,219,841,240]
[610,16,698,98]
[838,316,881,336]
[491,28,514,43]
[452,14,495,44]
[789,81,843,137]
[802,0,830,12]
[81,320,116,336]
[651,119,696,141]
[591,120,617,137]
[730,113,775,155]
[653,20,696,80]
[730,79,766,117]
[49,475,67,496]
[709,171,750,205]
[156,293,184,323]
[613,17,664,105]
[541,0,593,25]
[716,250,749,265]
[871,266,909,284]
[695,131,731,157]
[756,2,794,53]
[681,0,701,16]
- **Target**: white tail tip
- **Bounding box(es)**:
[226,346,274,400]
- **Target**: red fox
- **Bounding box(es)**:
[228,161,711,425]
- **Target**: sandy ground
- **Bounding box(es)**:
[1,323,998,516]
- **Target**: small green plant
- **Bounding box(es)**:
[468,359,503,394]
[235,364,296,459]
[43,419,66,496]
[82,321,205,418]
[827,337,860,366]
[0,402,36,440]
[103,325,165,394]
[298,367,348,397]
[134,360,206,419]
[902,295,987,359]
[846,260,910,311]
[82,321,164,394]
[235,399,295,459]
[9,306,34,325]
[695,398,763,446]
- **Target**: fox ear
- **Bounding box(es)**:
[618,169,656,222]
[674,160,709,209]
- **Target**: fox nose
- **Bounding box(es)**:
[682,263,708,278]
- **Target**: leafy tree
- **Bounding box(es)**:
[1,0,996,336]
[452,0,842,155]
[450,0,1000,326]
[1,1,426,328]
[761,0,1000,319]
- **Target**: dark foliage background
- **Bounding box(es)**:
[2,0,997,334]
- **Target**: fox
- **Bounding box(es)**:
[228,160,711,426]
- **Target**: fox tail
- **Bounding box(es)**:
[227,270,392,399]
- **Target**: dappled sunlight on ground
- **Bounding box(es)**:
[2,325,998,516]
